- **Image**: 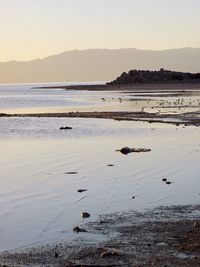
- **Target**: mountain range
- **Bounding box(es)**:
[0,48,200,83]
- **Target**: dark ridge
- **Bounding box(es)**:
[108,68,200,85]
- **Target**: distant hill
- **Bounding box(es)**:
[109,68,200,85]
[0,48,200,83]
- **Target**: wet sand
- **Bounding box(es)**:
[1,205,200,266]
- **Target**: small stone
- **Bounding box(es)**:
[162,178,167,182]
[73,226,87,233]
[194,221,200,228]
[81,212,91,218]
[60,126,72,130]
[101,250,120,258]
[107,164,114,167]
[166,181,172,185]
[55,252,59,258]
[77,189,87,193]
[132,196,135,199]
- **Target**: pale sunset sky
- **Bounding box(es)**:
[0,0,199,61]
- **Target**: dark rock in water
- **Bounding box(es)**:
[107,164,114,167]
[81,212,91,218]
[116,147,151,155]
[116,147,132,155]
[77,189,87,193]
[73,226,87,233]
[65,172,78,175]
[132,196,135,199]
[162,178,167,182]
[166,181,172,185]
[54,252,59,258]
[60,126,72,130]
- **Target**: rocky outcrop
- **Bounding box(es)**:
[108,69,200,85]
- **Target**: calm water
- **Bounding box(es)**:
[0,83,200,252]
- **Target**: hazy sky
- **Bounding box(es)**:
[0,0,200,61]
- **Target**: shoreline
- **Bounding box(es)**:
[36,81,200,91]
[1,110,200,127]
[1,204,200,266]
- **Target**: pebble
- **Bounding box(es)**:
[77,189,87,193]
[60,126,72,130]
[81,212,91,218]
[101,250,120,258]
[73,226,87,233]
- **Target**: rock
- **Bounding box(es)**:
[108,69,200,85]
[116,147,151,155]
[65,172,78,175]
[101,250,120,258]
[107,164,114,167]
[73,226,87,233]
[162,178,167,182]
[166,181,172,185]
[132,196,135,199]
[60,126,72,130]
[54,252,59,258]
[81,212,91,218]
[77,189,87,193]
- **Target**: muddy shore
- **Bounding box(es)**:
[1,205,200,266]
[1,110,200,127]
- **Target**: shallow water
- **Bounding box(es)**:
[0,117,200,251]
[1,83,200,114]
[0,84,200,252]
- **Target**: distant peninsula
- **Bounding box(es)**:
[108,69,200,85]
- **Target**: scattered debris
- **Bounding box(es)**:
[116,147,151,155]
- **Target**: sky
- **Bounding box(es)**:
[0,0,200,61]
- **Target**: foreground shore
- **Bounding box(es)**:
[1,204,200,266]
